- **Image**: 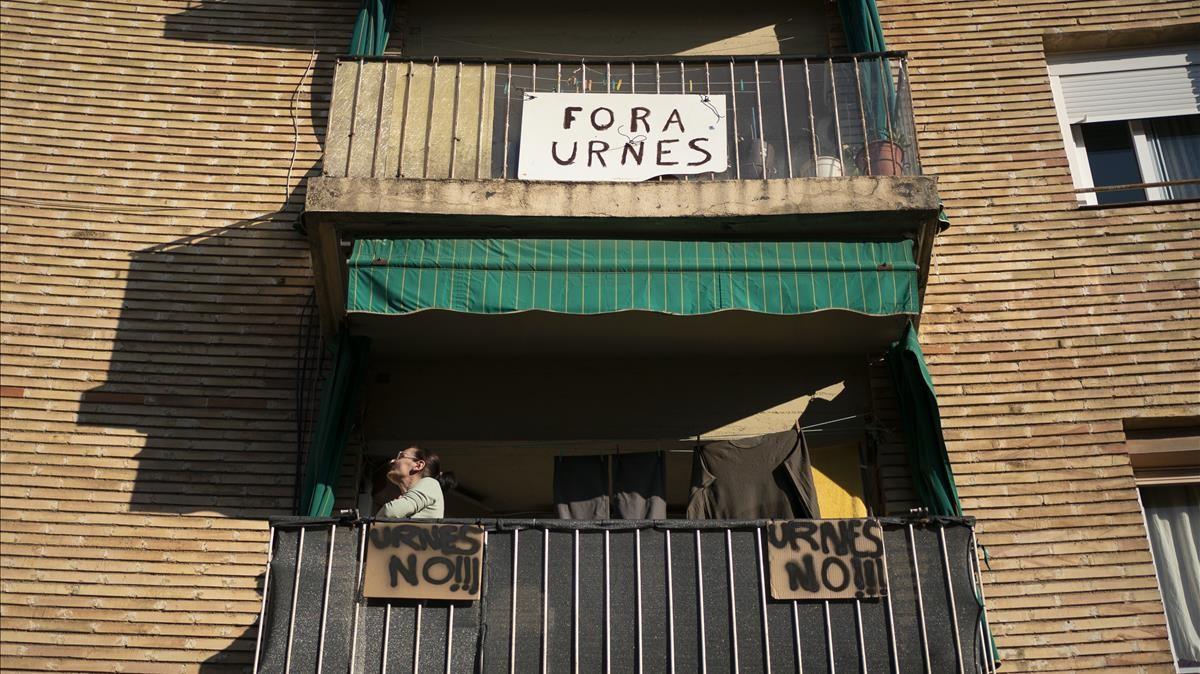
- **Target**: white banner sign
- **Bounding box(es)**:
[518,93,728,182]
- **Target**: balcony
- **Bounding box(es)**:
[253,517,995,673]
[305,53,939,232]
[303,54,943,337]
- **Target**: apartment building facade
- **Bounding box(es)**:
[0,0,1196,672]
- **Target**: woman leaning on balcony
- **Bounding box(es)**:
[376,446,456,519]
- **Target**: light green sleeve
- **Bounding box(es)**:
[376,478,442,519]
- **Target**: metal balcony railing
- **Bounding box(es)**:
[324,53,921,182]
[253,517,994,673]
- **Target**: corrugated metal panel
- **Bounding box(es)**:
[255,518,989,673]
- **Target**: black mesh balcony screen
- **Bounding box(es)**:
[255,518,991,673]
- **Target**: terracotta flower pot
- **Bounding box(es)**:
[856,140,905,176]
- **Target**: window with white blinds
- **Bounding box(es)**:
[1047,44,1200,206]
[1049,47,1200,124]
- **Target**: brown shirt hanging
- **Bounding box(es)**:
[686,428,821,520]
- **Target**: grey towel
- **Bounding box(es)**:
[554,454,610,519]
[686,429,820,519]
[613,452,668,520]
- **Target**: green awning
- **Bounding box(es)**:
[885,321,963,517]
[300,327,369,518]
[347,238,919,317]
[347,0,393,56]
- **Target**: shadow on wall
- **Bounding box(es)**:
[74,205,320,520]
[74,0,356,518]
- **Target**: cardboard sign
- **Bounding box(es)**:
[518,92,728,182]
[766,519,888,600]
[363,523,484,600]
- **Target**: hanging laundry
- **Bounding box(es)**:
[686,428,820,519]
[554,454,609,519]
[613,451,667,519]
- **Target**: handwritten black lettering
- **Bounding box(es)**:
[687,138,712,166]
[552,142,578,165]
[563,106,582,130]
[661,108,685,133]
[588,140,609,167]
[590,107,615,130]
[656,139,679,166]
[629,107,650,133]
[621,142,644,166]
[389,553,419,587]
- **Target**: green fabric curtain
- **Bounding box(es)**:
[300,328,370,517]
[837,0,895,142]
[885,321,962,517]
[347,238,920,318]
[885,322,1001,665]
[347,0,393,57]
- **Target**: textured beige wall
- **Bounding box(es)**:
[881,1,1200,672]
[0,0,357,669]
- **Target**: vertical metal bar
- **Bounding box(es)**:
[880,55,895,154]
[756,529,772,674]
[251,527,276,673]
[371,63,388,178]
[382,604,391,674]
[704,61,715,180]
[909,524,932,674]
[792,601,804,674]
[542,528,550,674]
[778,58,793,179]
[823,601,835,674]
[753,59,767,181]
[422,58,439,178]
[396,61,413,177]
[445,604,455,674]
[879,527,900,674]
[666,530,677,674]
[828,58,845,175]
[531,62,538,95]
[581,60,586,93]
[655,61,663,181]
[725,531,741,673]
[630,62,636,93]
[349,524,369,673]
[510,528,520,674]
[557,63,563,93]
[479,531,490,673]
[316,524,337,672]
[573,529,580,674]
[729,60,741,179]
[970,530,997,674]
[476,62,487,179]
[283,527,305,673]
[636,528,644,674]
[680,60,689,182]
[605,530,612,674]
[696,530,708,674]
[502,63,513,179]
[346,60,364,177]
[855,600,867,674]
[939,525,965,674]
[448,61,462,178]
[606,62,612,93]
[413,601,423,674]
[853,56,873,175]
[803,58,818,175]
[901,57,922,174]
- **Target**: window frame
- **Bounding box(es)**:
[1046,46,1199,206]
[1129,421,1200,673]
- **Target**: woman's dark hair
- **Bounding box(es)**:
[409,446,458,491]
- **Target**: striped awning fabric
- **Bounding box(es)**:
[347,238,918,317]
